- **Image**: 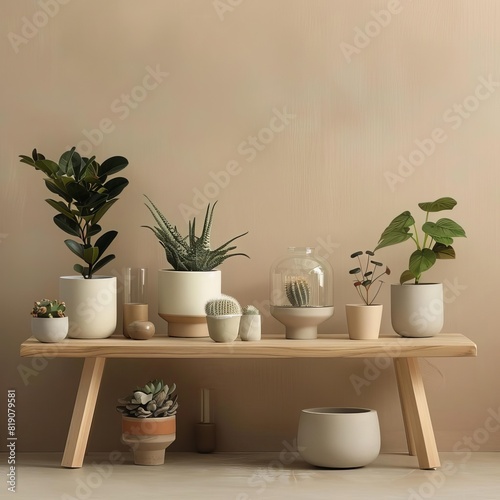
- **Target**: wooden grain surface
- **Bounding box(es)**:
[20,333,477,359]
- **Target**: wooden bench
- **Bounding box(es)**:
[20,333,477,469]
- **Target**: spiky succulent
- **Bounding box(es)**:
[143,196,249,271]
[116,379,178,418]
[31,299,66,318]
[205,295,242,316]
[285,276,310,307]
[242,305,260,315]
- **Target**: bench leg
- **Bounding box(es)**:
[393,357,440,470]
[61,357,106,468]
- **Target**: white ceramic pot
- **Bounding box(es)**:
[238,315,261,341]
[270,306,334,340]
[346,304,383,340]
[121,416,176,466]
[391,283,443,338]
[207,315,241,343]
[31,317,69,343]
[297,407,381,468]
[158,270,221,337]
[59,276,117,339]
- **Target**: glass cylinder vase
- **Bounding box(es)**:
[123,268,148,338]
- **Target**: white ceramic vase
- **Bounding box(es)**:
[207,315,241,343]
[59,276,117,339]
[158,270,221,337]
[238,315,261,341]
[270,306,334,340]
[345,304,383,340]
[391,283,443,338]
[31,317,69,343]
[297,407,381,468]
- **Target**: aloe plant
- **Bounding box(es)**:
[143,196,249,271]
[205,295,242,316]
[285,276,310,306]
[116,379,178,418]
[375,197,466,284]
[20,147,129,279]
[31,299,66,318]
[349,251,390,305]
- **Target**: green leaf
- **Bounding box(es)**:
[349,268,361,274]
[95,230,117,256]
[92,254,115,273]
[99,156,129,177]
[409,248,436,278]
[64,239,85,259]
[66,181,92,203]
[418,197,457,213]
[433,243,456,259]
[34,159,59,176]
[83,246,99,265]
[79,155,96,180]
[87,224,102,237]
[350,251,363,258]
[44,179,72,203]
[58,148,77,176]
[400,270,416,284]
[422,218,466,239]
[375,231,412,251]
[103,177,129,199]
[53,214,81,237]
[45,199,75,219]
[91,199,117,225]
[19,155,36,166]
[73,263,85,275]
[379,211,415,238]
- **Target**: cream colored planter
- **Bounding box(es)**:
[270,306,334,340]
[158,270,221,338]
[346,304,383,340]
[207,315,241,343]
[238,315,261,341]
[121,416,176,465]
[298,407,380,468]
[31,317,68,343]
[59,276,116,339]
[391,283,443,338]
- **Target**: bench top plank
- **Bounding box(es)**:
[20,333,477,359]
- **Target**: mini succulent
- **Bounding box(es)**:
[285,276,310,307]
[242,305,260,315]
[116,379,178,418]
[143,196,249,272]
[349,251,390,305]
[205,295,242,316]
[31,299,66,318]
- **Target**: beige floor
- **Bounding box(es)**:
[3,452,499,500]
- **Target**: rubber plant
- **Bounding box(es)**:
[20,147,129,278]
[374,197,466,284]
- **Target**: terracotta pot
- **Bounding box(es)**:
[346,304,383,340]
[121,416,176,466]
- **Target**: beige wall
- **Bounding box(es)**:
[1,0,499,454]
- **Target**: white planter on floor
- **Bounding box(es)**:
[59,276,117,339]
[297,407,381,468]
[158,270,221,338]
[346,304,383,340]
[391,283,443,338]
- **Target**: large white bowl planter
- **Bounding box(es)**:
[158,270,221,338]
[391,283,443,338]
[297,407,381,468]
[59,276,117,339]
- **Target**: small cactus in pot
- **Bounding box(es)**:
[205,295,241,343]
[285,277,310,307]
[239,305,261,341]
[31,299,68,342]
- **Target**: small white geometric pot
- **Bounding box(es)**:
[238,315,261,341]
[207,315,241,343]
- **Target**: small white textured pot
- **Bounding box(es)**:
[31,317,69,343]
[391,283,443,338]
[158,270,221,337]
[207,315,241,343]
[60,276,117,339]
[298,407,380,468]
[238,315,261,341]
[346,304,383,340]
